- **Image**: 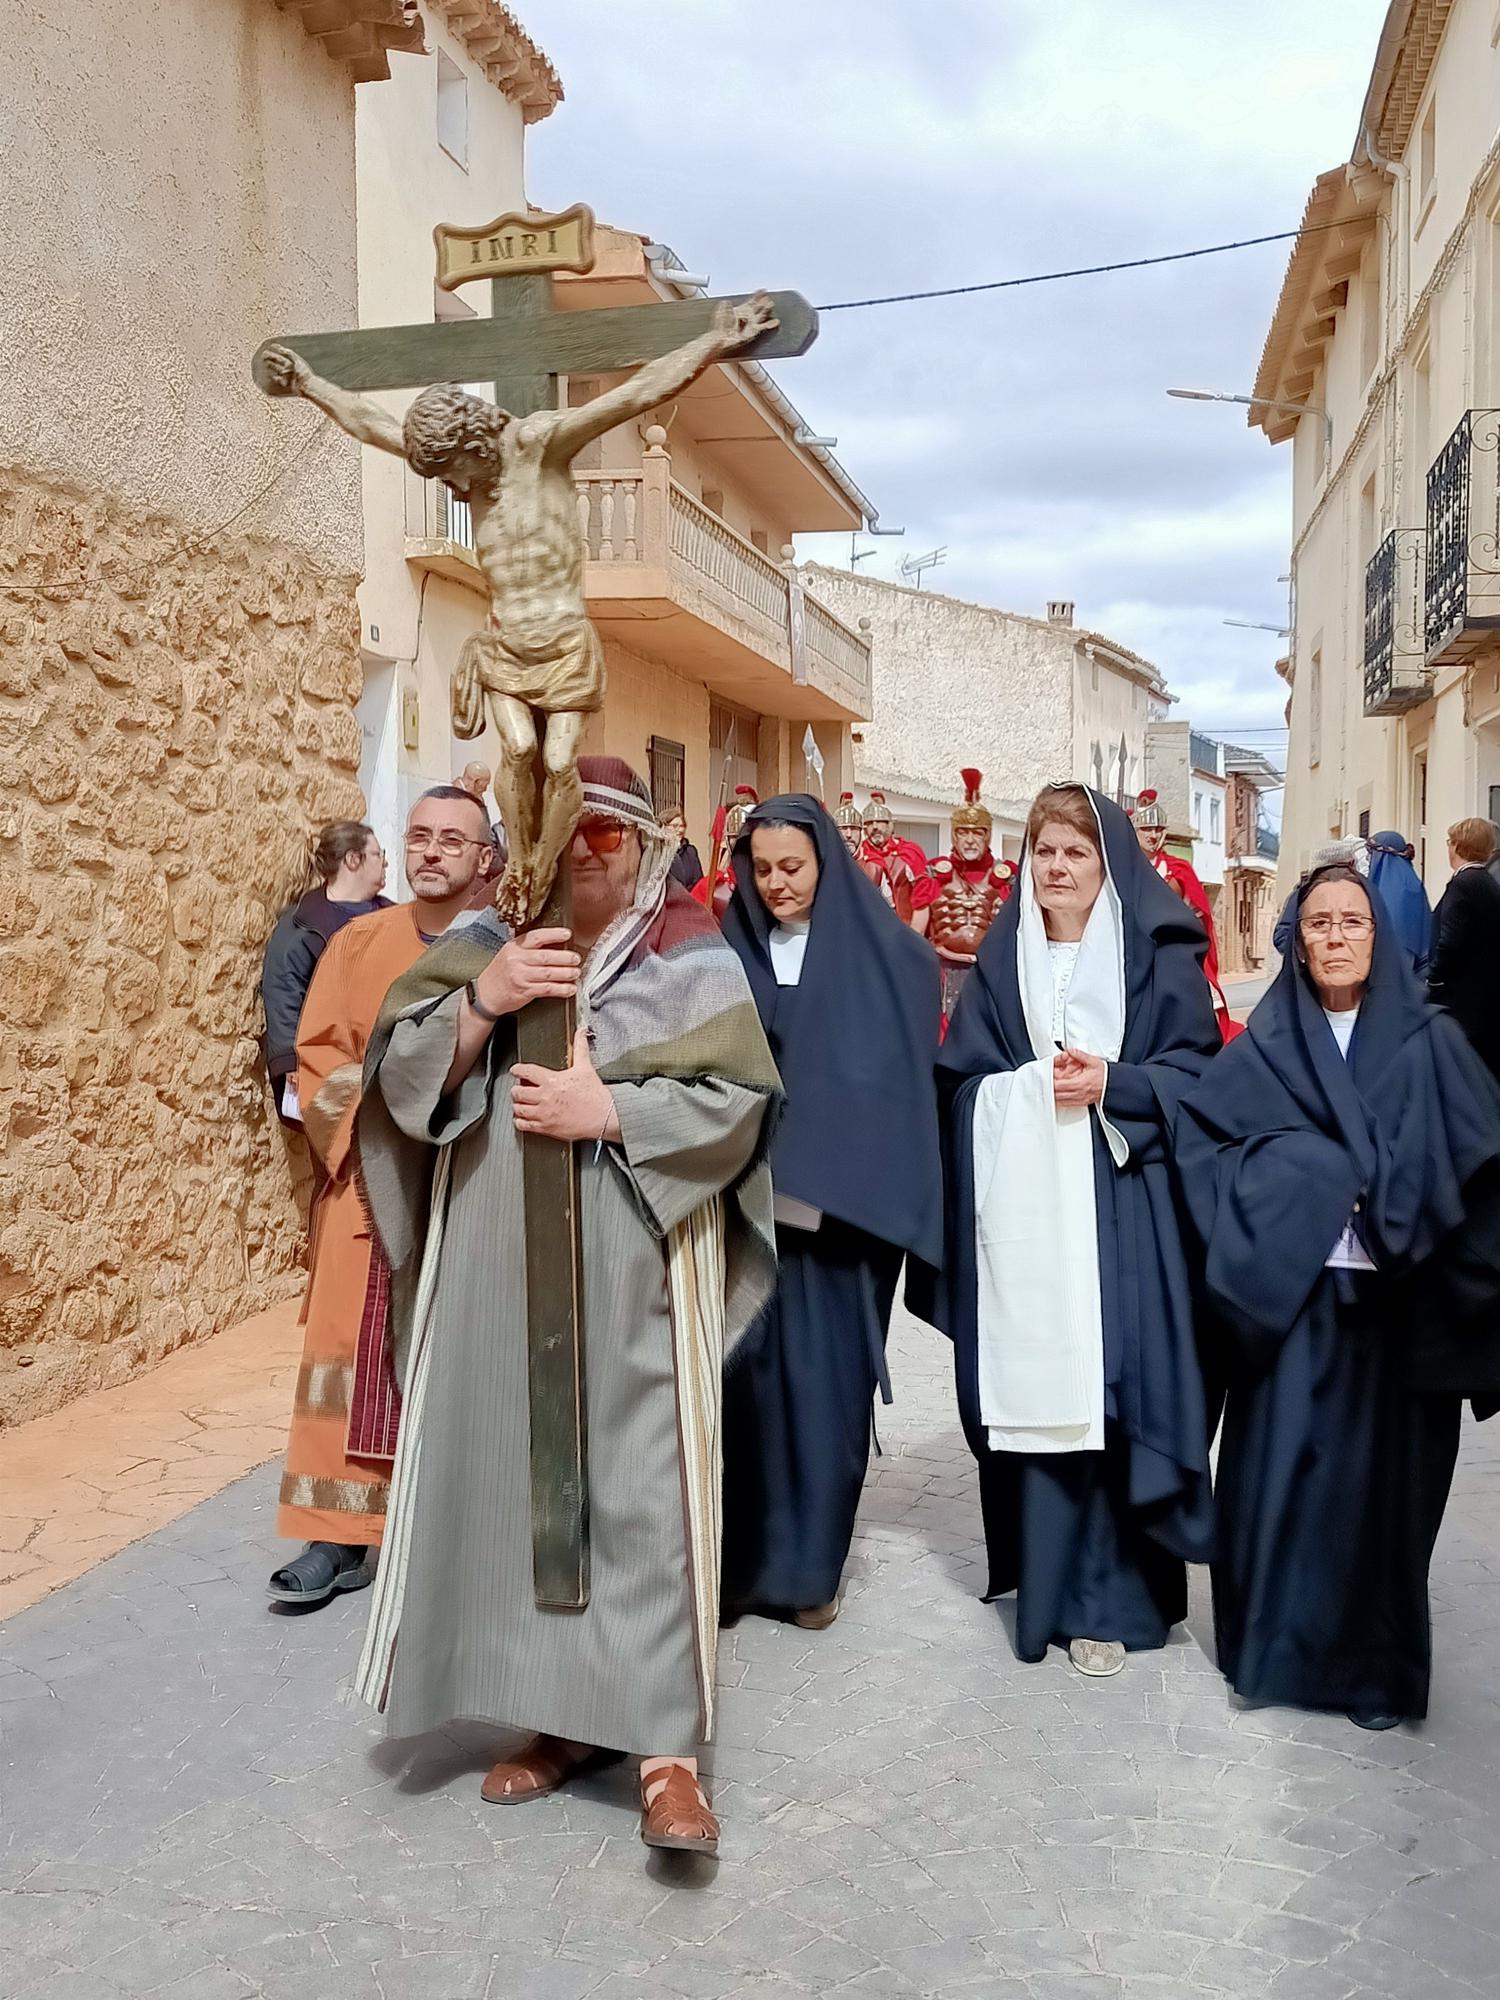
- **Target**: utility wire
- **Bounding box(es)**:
[815,224,1335,313]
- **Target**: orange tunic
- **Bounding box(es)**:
[277,903,428,1546]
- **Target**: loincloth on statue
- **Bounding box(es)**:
[452,620,605,734]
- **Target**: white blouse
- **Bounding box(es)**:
[1324,1005,1376,1271]
[1047,938,1082,1044]
[768,918,821,1232]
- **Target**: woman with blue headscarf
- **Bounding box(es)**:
[1177,860,1500,1729]
[1365,829,1432,973]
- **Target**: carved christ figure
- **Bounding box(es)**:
[254,293,780,926]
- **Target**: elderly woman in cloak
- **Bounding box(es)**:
[926,783,1220,1677]
[1176,861,1500,1728]
[349,758,782,1858]
[718,795,943,1628]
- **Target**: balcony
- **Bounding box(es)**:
[1425,409,1500,668]
[404,443,872,722]
[1363,528,1431,715]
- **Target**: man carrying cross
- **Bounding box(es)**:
[255,292,777,929]
[351,758,780,1857]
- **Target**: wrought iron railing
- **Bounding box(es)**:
[1425,409,1500,660]
[1363,527,1430,713]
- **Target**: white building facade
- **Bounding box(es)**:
[351,2,562,866]
[1256,0,1500,892]
[800,570,1174,858]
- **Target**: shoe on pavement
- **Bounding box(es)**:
[1348,1710,1402,1732]
[267,1541,371,1605]
[794,1599,840,1630]
[1069,1638,1126,1678]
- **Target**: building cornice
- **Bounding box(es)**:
[276,0,426,84]
[1355,0,1454,162]
[1250,167,1378,437]
[424,0,562,121]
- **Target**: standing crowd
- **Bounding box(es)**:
[257,762,1500,1861]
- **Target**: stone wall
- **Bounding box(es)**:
[801,566,1073,824]
[0,467,364,1426]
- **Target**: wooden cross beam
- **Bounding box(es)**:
[271,289,819,401]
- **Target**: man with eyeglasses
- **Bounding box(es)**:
[267,785,500,1610]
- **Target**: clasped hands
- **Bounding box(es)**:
[465,929,622,1145]
[1052,1047,1107,1109]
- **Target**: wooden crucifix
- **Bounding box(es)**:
[253,204,819,1609]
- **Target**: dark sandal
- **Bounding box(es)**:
[640,1765,719,1855]
[267,1542,370,1605]
[480,1736,617,1804]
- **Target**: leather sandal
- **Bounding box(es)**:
[640,1764,719,1855]
[480,1735,614,1804]
[267,1542,370,1606]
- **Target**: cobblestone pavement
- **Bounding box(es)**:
[4,1305,1500,2000]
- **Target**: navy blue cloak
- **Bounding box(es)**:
[1176,869,1500,1717]
[918,788,1221,1660]
[719,795,943,1612]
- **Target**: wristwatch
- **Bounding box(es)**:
[465,980,505,1024]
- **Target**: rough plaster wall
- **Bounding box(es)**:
[0,471,365,1426]
[3,0,362,569]
[802,568,1070,816]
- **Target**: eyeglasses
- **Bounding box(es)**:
[573,823,626,856]
[1300,914,1374,940]
[403,830,489,856]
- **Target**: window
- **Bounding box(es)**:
[648,736,685,820]
[1419,99,1437,208]
[1193,790,1205,835]
[1210,797,1221,843]
[1358,808,1372,839]
[701,488,724,519]
[750,528,769,555]
[709,699,760,801]
[1307,643,1323,769]
[436,50,468,169]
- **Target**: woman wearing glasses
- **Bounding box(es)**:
[1178,862,1500,1728]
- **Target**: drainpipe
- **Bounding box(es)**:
[1357,126,1408,375]
[1356,125,1411,818]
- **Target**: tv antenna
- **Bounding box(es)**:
[900,546,947,588]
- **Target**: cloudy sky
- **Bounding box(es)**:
[521,0,1391,751]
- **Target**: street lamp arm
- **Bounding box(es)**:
[1167,386,1333,453]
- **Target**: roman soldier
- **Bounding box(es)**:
[859,792,932,930]
[928,768,1015,1021]
[834,791,864,860]
[1132,788,1238,1041]
[695,783,758,921]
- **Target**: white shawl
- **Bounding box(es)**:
[972,806,1128,1454]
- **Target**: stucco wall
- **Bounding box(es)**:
[3,0,363,569]
[0,2,368,1422]
[803,568,1072,822]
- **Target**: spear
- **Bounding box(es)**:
[703,717,738,893]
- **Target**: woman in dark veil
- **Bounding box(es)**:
[719,795,943,1628]
[924,783,1220,1677]
[1177,861,1500,1728]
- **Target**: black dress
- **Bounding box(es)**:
[1177,883,1500,1718]
[719,797,942,1615]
